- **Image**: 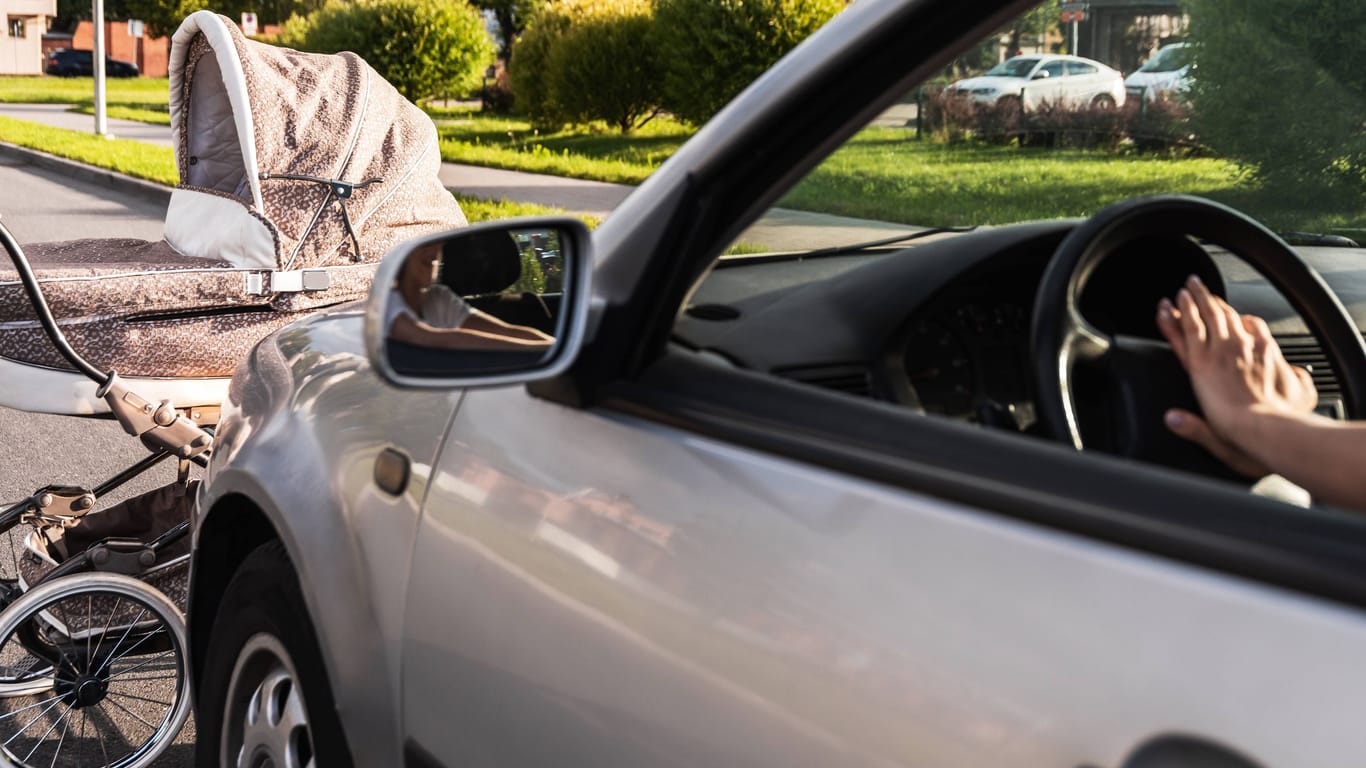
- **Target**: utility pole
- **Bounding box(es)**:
[92,0,108,137]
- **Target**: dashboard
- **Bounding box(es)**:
[675,220,1359,434]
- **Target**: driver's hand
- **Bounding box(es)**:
[1156,275,1318,477]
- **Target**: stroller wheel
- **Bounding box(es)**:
[0,573,190,768]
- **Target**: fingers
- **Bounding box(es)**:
[1156,298,1189,368]
[1164,408,1266,478]
[1185,275,1229,340]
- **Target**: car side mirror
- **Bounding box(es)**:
[364,217,593,388]
[1031,70,1050,80]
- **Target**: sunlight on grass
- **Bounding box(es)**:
[0,76,170,106]
[0,115,176,184]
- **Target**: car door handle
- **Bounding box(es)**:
[1080,734,1265,768]
[374,447,411,496]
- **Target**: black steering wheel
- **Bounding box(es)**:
[1031,195,1366,477]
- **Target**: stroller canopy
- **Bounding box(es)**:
[165,11,465,270]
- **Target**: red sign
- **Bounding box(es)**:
[1060,8,1086,22]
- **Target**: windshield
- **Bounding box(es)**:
[983,57,1039,78]
[730,0,1364,254]
[1138,44,1191,73]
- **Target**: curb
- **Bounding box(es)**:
[0,142,172,207]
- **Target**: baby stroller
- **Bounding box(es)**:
[0,11,465,765]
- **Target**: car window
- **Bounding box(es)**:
[1065,60,1097,76]
[1039,60,1065,78]
[687,0,1364,493]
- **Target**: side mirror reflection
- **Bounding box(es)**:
[372,221,589,382]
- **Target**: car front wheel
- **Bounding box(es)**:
[194,541,352,767]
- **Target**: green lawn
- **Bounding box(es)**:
[3,78,1359,233]
[0,76,170,106]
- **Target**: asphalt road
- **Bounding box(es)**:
[0,152,195,765]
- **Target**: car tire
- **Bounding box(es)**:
[1091,93,1116,109]
[194,541,353,767]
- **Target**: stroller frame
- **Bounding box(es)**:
[0,223,203,768]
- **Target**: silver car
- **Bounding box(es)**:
[190,0,1366,765]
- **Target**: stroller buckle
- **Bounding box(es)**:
[245,269,332,296]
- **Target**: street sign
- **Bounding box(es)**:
[1059,2,1087,22]
[128,19,144,38]
[241,12,258,36]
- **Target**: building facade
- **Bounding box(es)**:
[1,0,55,75]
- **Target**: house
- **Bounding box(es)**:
[1,0,55,75]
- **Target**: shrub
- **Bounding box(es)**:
[651,0,844,126]
[546,0,659,132]
[278,0,495,103]
[1184,0,1366,202]
[1124,94,1198,153]
[508,0,577,128]
[1023,98,1126,150]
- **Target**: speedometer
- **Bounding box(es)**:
[904,319,974,418]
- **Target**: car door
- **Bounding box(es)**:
[1065,59,1105,104]
[401,368,1366,768]
[397,0,1366,764]
[1023,59,1065,109]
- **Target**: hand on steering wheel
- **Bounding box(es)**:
[1156,275,1318,477]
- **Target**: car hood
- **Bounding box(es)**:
[950,75,1025,92]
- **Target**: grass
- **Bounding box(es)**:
[70,104,171,125]
[0,76,170,106]
[434,106,690,185]
[0,115,177,184]
[0,117,573,224]
[3,78,1361,233]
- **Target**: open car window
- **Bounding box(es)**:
[681,0,1366,505]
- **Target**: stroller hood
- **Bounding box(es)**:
[165,11,465,270]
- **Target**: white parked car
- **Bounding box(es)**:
[949,53,1126,109]
[1125,42,1194,101]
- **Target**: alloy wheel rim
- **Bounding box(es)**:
[222,634,314,768]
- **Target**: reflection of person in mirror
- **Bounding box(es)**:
[386,242,554,350]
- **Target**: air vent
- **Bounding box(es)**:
[1278,335,1342,397]
[686,303,741,321]
[774,364,875,398]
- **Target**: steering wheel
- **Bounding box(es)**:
[1031,195,1366,477]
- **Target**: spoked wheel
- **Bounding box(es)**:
[0,574,190,768]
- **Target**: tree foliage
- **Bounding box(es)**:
[1186,0,1366,201]
[471,0,544,61]
[279,0,495,103]
[507,0,577,126]
[545,0,659,132]
[650,0,844,126]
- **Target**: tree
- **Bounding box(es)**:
[279,0,495,103]
[650,0,844,126]
[546,0,659,132]
[1185,0,1366,203]
[471,0,544,61]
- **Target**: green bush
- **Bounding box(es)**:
[508,0,577,128]
[278,0,495,103]
[1185,0,1366,202]
[650,0,844,126]
[546,0,659,132]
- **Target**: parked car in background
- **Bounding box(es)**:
[44,48,139,78]
[1125,42,1193,102]
[948,53,1125,109]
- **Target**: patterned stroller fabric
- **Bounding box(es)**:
[0,11,465,396]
